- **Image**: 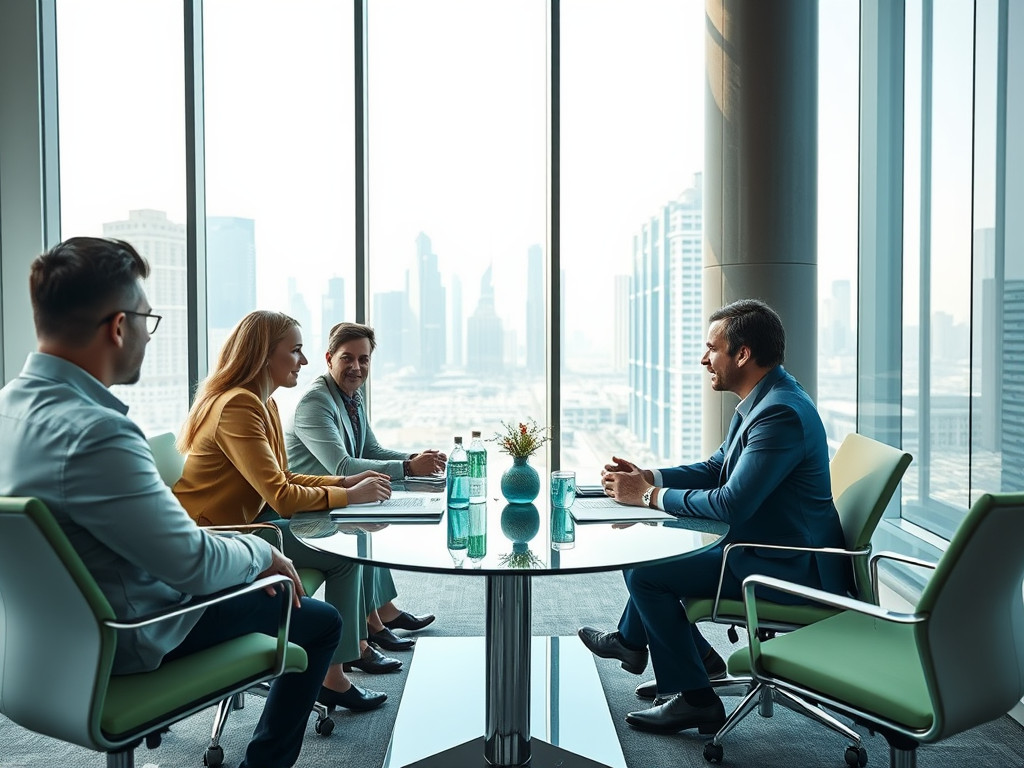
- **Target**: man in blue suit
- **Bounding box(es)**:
[579,299,852,734]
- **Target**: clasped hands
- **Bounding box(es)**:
[601,455,655,507]
[407,449,447,476]
[338,470,392,504]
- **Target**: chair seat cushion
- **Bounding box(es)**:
[732,611,933,730]
[102,633,307,737]
[685,597,839,627]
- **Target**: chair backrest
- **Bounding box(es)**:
[0,497,116,750]
[148,431,185,489]
[916,492,1024,740]
[830,433,913,599]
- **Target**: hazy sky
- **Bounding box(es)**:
[54,0,981,348]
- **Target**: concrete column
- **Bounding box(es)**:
[703,0,818,453]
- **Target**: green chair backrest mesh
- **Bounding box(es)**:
[830,433,912,600]
[915,492,1024,740]
[0,497,116,750]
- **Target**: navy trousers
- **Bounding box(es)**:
[618,544,826,695]
[163,590,342,768]
[618,546,738,695]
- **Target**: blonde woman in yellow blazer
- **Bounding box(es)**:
[174,310,397,713]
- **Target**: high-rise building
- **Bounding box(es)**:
[372,290,414,372]
[1001,280,1024,492]
[829,280,852,354]
[207,216,256,332]
[413,233,447,375]
[466,265,504,375]
[614,274,630,370]
[451,274,463,368]
[103,209,188,434]
[628,174,704,464]
[288,278,313,340]
[321,277,345,355]
[526,244,544,376]
[974,228,1001,451]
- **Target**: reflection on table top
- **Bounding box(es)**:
[290,496,728,576]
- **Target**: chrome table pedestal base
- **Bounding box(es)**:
[401,736,610,768]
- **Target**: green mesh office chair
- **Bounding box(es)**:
[688,432,912,765]
[738,492,1024,768]
[146,432,332,766]
[0,496,306,768]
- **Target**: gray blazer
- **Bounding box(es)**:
[285,374,409,480]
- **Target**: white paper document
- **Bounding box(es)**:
[330,490,446,520]
[568,496,676,523]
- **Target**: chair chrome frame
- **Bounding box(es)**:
[705,542,875,749]
[202,523,333,765]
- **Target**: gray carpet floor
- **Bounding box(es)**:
[2,571,1023,767]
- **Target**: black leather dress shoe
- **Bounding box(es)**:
[635,649,729,699]
[383,610,436,632]
[625,693,726,734]
[367,625,415,651]
[317,684,387,712]
[343,645,403,674]
[577,626,649,675]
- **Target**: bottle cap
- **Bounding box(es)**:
[471,430,481,438]
[454,436,463,444]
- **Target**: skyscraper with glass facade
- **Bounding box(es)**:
[628,174,703,464]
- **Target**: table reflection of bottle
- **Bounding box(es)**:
[447,506,468,567]
[468,502,487,566]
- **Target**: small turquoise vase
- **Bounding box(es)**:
[500,456,540,504]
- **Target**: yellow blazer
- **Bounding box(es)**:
[173,387,348,526]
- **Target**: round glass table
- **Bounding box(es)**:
[291,498,727,768]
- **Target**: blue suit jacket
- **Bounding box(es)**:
[659,366,853,597]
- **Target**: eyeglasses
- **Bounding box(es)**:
[98,310,162,335]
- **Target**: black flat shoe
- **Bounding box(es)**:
[577,626,649,675]
[367,625,415,651]
[625,693,726,734]
[317,684,387,712]
[635,650,728,699]
[343,645,403,674]
[383,610,436,632]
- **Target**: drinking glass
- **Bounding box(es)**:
[550,470,577,509]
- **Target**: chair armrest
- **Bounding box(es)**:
[710,541,869,621]
[869,550,938,599]
[205,522,284,551]
[104,575,295,676]
[741,574,924,681]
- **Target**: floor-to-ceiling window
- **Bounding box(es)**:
[203,0,355,421]
[560,0,704,482]
[898,0,1021,542]
[365,0,547,475]
[817,0,860,457]
[55,0,188,436]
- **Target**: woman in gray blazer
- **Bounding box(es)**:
[285,322,441,646]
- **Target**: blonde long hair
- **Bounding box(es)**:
[178,310,299,452]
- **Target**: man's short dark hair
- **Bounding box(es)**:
[327,322,377,355]
[30,237,150,347]
[709,299,786,368]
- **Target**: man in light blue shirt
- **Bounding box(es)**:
[0,236,342,768]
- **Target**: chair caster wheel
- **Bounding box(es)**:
[703,741,724,763]
[314,716,335,736]
[204,745,224,767]
[845,745,867,767]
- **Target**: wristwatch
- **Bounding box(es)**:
[642,486,656,508]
